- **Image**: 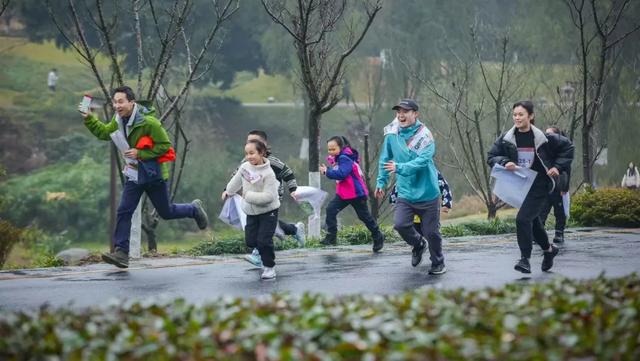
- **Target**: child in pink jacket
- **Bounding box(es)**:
[319,136,384,252]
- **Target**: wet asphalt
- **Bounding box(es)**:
[0,228,638,311]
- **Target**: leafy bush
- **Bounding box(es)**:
[442,218,516,237]
[0,156,109,242]
[0,220,23,269]
[571,187,640,227]
[0,274,638,360]
[190,225,401,256]
[332,224,402,245]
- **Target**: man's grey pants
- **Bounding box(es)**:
[393,198,444,265]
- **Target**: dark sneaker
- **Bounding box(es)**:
[411,239,427,267]
[542,244,560,271]
[428,262,446,275]
[514,257,531,273]
[552,233,564,243]
[192,199,209,230]
[372,232,385,253]
[101,248,129,268]
[320,236,336,246]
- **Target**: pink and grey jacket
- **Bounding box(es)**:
[325,147,369,200]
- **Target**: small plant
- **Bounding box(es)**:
[0,220,23,269]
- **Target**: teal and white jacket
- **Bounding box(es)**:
[376,119,440,203]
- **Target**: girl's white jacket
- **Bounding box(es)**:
[225,159,281,215]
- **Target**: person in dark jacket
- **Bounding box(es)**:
[487,101,574,274]
[539,126,571,243]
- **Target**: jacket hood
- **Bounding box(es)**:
[136,100,156,116]
[341,146,360,163]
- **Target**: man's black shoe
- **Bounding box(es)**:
[542,244,560,271]
[411,239,427,267]
[372,233,385,253]
[428,262,446,275]
[192,199,209,230]
[552,233,564,243]
[514,257,531,273]
[101,248,129,268]
[320,236,336,246]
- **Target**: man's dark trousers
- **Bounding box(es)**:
[539,191,566,235]
[114,179,195,253]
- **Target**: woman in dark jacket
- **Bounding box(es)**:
[487,101,574,274]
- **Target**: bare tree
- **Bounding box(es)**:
[260,0,382,236]
[0,0,9,18]
[411,32,524,219]
[47,0,238,251]
[349,60,394,221]
[564,0,640,188]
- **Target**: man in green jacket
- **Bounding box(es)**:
[80,86,208,268]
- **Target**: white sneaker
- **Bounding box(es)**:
[294,222,306,247]
[261,266,276,279]
[243,249,262,268]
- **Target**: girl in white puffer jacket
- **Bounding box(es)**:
[223,139,280,279]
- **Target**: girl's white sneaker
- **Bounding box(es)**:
[261,267,276,279]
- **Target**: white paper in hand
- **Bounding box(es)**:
[110,130,138,182]
[490,164,537,208]
[218,194,247,230]
[293,186,328,217]
[562,192,570,218]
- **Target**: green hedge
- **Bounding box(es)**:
[441,218,516,237]
[1,274,638,360]
[191,220,519,256]
[571,188,640,227]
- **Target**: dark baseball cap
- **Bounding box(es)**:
[392,99,419,111]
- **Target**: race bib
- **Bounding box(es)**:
[517,147,535,168]
[241,168,262,184]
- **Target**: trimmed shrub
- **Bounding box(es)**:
[0,275,638,359]
[571,187,640,227]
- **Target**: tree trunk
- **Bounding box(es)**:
[363,134,380,220]
[582,124,594,187]
[299,93,310,159]
[308,109,321,172]
[486,201,497,220]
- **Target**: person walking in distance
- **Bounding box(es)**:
[375,99,446,275]
[80,86,209,268]
[222,139,280,280]
[621,162,640,189]
[320,135,385,252]
[47,68,58,92]
[487,101,574,274]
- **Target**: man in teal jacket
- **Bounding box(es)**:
[81,86,209,268]
[375,99,446,275]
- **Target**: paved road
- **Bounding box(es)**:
[1,228,638,311]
